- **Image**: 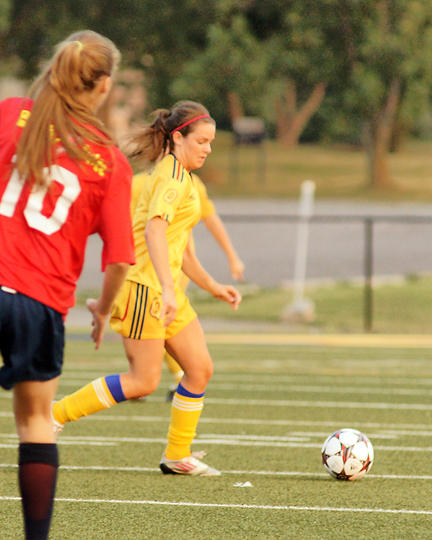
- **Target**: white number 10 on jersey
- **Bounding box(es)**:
[0,165,81,235]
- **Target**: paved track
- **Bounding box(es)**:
[77,199,432,291]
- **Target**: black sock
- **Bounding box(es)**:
[18,443,59,540]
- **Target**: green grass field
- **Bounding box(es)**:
[78,274,432,335]
[200,133,432,201]
[187,275,432,334]
[1,336,432,539]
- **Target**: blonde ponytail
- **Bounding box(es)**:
[16,30,121,187]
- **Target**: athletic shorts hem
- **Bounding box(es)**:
[0,371,61,391]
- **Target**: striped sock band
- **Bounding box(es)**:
[172,383,204,412]
[104,375,126,403]
[52,374,126,425]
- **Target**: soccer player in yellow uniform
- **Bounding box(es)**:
[131,170,245,398]
[52,100,241,476]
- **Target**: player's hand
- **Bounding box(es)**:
[86,298,109,350]
[229,257,245,282]
[161,287,177,327]
[210,283,242,311]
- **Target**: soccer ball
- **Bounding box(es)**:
[321,428,374,481]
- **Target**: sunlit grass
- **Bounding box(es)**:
[186,274,432,334]
[200,133,432,200]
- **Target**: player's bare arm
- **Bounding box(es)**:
[145,216,177,326]
[202,213,245,281]
[87,262,130,349]
[182,237,241,310]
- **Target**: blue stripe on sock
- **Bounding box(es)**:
[105,375,126,403]
[176,383,204,399]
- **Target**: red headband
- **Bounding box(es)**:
[170,114,211,135]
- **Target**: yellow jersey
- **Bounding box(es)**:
[127,153,201,291]
[131,169,214,220]
[193,173,215,219]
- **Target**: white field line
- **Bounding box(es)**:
[59,370,432,386]
[205,383,432,396]
[54,380,432,397]
[204,397,432,410]
[1,495,431,515]
[43,394,432,411]
[1,462,432,481]
[58,371,432,387]
[200,432,396,441]
[0,441,115,447]
[212,373,432,386]
[0,433,429,451]
[2,392,432,411]
[4,410,432,436]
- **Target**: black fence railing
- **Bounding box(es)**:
[218,214,432,332]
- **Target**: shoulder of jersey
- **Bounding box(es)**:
[191,173,204,188]
[110,145,133,174]
[0,96,32,124]
[4,96,32,111]
[157,153,189,183]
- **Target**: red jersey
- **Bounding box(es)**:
[0,97,135,315]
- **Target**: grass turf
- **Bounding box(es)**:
[1,339,432,538]
[200,133,432,201]
[186,274,432,334]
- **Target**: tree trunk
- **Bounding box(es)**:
[227,91,244,123]
[364,78,401,187]
[276,80,327,147]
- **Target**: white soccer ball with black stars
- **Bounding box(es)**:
[321,428,374,481]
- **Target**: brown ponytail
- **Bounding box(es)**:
[128,100,215,163]
[15,30,121,187]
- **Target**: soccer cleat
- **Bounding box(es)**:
[159,454,221,476]
[52,416,64,435]
[191,450,207,460]
[165,386,177,402]
[51,403,64,435]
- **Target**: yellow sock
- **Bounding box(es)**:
[53,375,126,425]
[165,383,204,460]
[164,352,184,385]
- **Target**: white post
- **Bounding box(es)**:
[293,180,315,304]
[284,180,316,322]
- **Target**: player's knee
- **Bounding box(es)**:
[203,360,214,382]
[185,358,213,388]
[124,373,160,399]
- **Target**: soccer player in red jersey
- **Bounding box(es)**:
[0,31,135,539]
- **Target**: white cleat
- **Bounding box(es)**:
[53,418,64,435]
[159,454,220,476]
[51,403,64,435]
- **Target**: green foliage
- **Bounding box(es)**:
[0,0,10,32]
[340,0,432,126]
[3,0,432,185]
[171,15,267,124]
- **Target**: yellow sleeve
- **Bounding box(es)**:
[130,172,148,218]
[193,174,215,219]
[148,161,189,223]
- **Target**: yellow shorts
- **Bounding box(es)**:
[109,280,197,340]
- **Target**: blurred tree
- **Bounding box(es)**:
[5,0,432,190]
[0,0,10,34]
[5,0,214,108]
[171,15,267,127]
[6,0,143,79]
[260,1,342,147]
[173,1,346,145]
[340,0,432,187]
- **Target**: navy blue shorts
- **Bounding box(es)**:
[0,287,65,390]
